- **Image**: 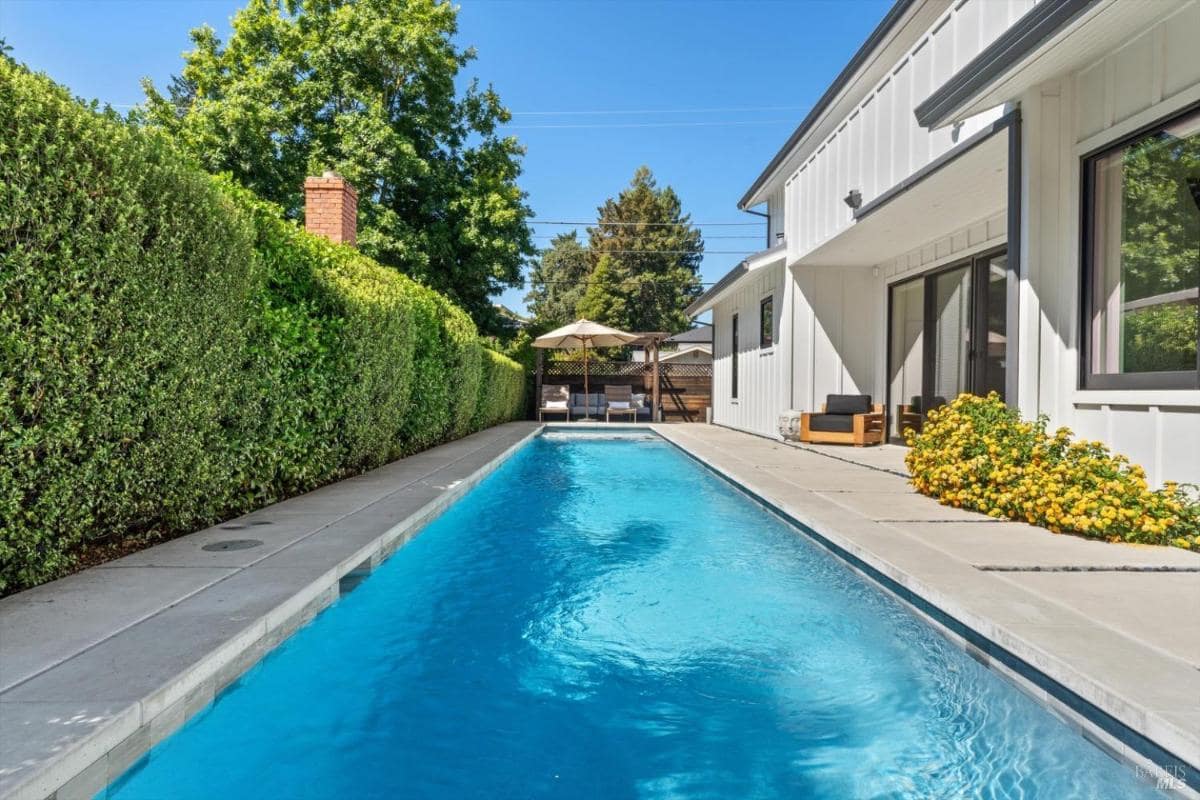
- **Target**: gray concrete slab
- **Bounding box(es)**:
[0,421,540,800]
[816,489,1002,522]
[652,422,1200,780]
[892,520,1200,569]
[999,571,1200,665]
[0,566,235,693]
[787,442,911,475]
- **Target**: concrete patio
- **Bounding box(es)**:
[653,423,1200,793]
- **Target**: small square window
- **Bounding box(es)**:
[760,296,774,348]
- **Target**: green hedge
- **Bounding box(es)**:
[0,62,525,593]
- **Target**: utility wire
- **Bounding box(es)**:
[535,249,753,255]
[511,105,809,116]
[509,119,795,129]
[533,220,761,227]
[533,234,763,240]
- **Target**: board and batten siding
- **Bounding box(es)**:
[1014,0,1200,486]
[782,0,1035,264]
[711,262,788,438]
[789,265,881,414]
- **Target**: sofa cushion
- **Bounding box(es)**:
[825,394,871,415]
[809,413,854,433]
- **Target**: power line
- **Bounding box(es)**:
[533,220,762,227]
[532,279,720,286]
[535,249,753,255]
[511,105,809,116]
[533,234,763,240]
[509,119,795,130]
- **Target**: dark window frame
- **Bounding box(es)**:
[731,312,739,400]
[760,295,774,349]
[1078,102,1200,391]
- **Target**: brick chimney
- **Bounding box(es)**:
[304,171,358,246]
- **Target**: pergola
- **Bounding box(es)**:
[534,331,669,421]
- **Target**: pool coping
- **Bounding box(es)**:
[649,423,1199,798]
[0,422,542,800]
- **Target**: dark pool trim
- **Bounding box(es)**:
[651,430,1198,795]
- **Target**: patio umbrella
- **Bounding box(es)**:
[533,319,639,419]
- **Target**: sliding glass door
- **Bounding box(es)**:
[887,248,1008,440]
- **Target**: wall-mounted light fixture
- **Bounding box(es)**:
[843,189,862,210]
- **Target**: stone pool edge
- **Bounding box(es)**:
[650,424,1199,799]
[0,423,543,800]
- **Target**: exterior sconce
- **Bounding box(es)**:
[843,189,862,210]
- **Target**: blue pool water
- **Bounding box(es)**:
[103,433,1165,799]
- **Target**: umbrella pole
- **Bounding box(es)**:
[583,338,590,419]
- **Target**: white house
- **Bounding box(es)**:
[689,0,1200,486]
[632,327,713,364]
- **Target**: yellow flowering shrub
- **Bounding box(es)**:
[904,393,1199,549]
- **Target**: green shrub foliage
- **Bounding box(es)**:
[0,62,525,592]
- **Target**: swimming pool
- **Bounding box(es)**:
[100,433,1166,798]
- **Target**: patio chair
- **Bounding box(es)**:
[799,394,885,447]
[604,385,638,423]
[895,395,946,437]
[538,384,571,422]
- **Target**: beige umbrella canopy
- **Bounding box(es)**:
[533,319,639,418]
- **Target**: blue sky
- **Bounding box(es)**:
[1,0,892,315]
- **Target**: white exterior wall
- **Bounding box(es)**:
[782,0,1035,263]
[710,262,789,437]
[1016,0,1200,486]
[766,188,785,249]
[790,265,880,412]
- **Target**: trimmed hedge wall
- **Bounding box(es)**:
[0,62,525,593]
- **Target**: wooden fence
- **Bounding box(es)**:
[540,360,712,422]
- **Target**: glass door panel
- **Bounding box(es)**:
[889,278,924,439]
[980,253,1008,399]
[929,264,972,407]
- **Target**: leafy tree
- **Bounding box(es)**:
[577,166,703,333]
[1116,127,1199,371]
[139,0,534,334]
[524,231,590,327]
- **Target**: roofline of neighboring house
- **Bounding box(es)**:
[737,0,920,210]
[913,0,1100,129]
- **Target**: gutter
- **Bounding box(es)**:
[738,0,920,210]
[913,0,1100,129]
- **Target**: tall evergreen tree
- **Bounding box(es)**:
[577,166,704,333]
[139,0,534,334]
[524,231,590,328]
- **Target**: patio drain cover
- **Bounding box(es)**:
[202,539,263,552]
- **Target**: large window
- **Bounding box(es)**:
[760,295,774,348]
[1083,105,1200,389]
[731,312,739,399]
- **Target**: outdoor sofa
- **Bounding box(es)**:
[566,391,652,421]
[799,394,885,447]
